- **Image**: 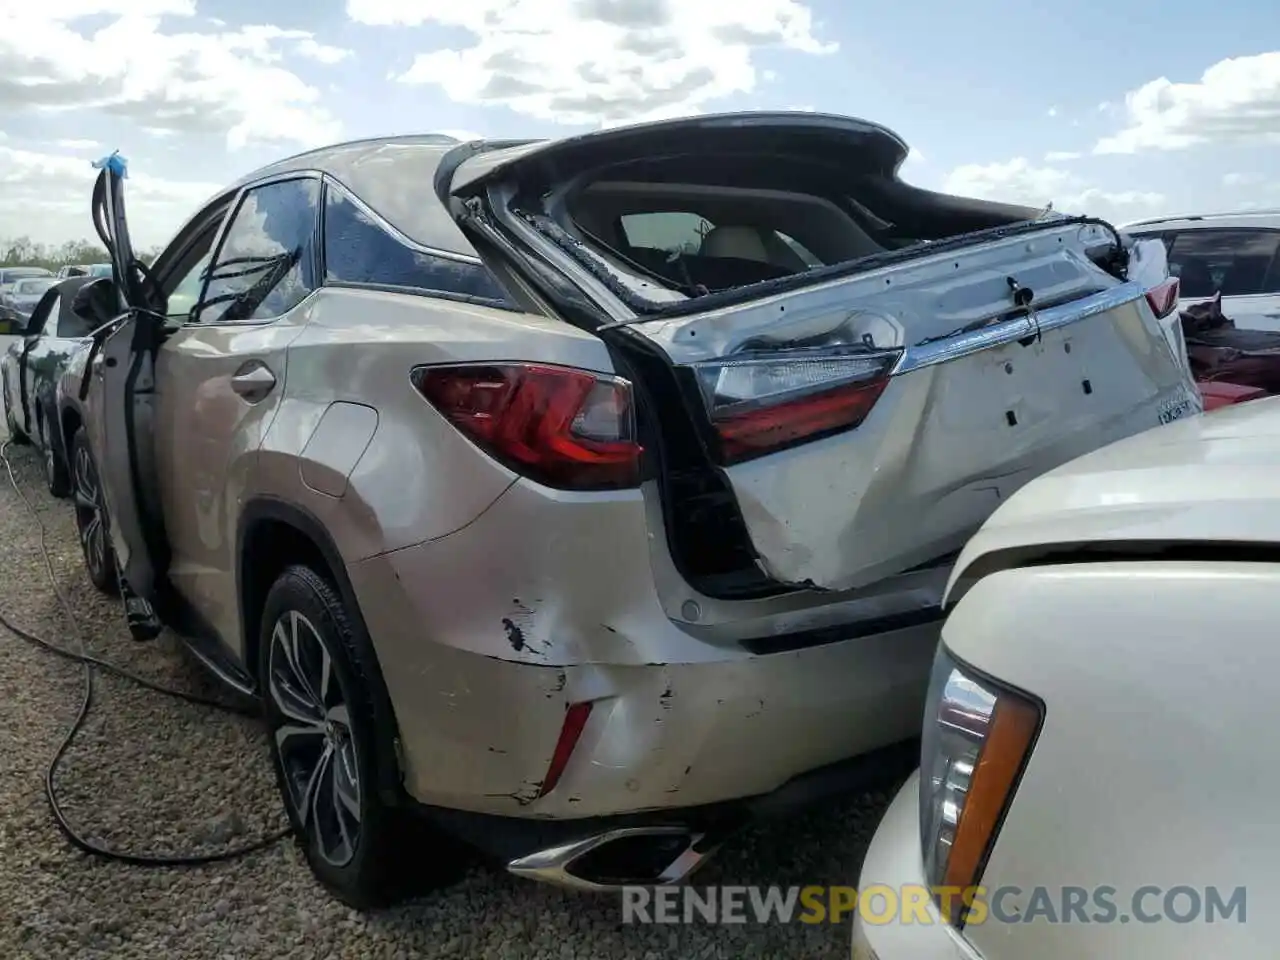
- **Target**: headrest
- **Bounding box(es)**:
[699,225,772,264]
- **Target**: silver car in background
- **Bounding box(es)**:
[0,267,55,334]
[2,276,60,320]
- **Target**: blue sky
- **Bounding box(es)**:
[2,0,1278,248]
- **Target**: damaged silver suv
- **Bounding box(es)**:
[57,113,1197,907]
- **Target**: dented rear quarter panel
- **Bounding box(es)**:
[253,285,618,561]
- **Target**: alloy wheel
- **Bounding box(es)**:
[268,610,362,868]
[72,445,107,579]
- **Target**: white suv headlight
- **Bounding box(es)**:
[919,647,1042,927]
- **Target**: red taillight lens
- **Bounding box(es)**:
[413,362,642,490]
[1145,276,1180,320]
[688,349,902,465]
[538,701,594,798]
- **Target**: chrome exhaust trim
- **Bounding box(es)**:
[506,826,718,892]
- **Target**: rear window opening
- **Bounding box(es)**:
[525,151,1047,305]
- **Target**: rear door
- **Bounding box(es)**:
[151,175,320,647]
[439,116,1199,593]
[20,278,96,448]
[13,284,62,436]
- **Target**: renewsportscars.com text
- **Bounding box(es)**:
[620,884,1247,926]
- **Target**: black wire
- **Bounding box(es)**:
[0,439,291,866]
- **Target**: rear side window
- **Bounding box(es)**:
[198,177,320,323]
[1164,229,1280,298]
[619,212,713,255]
[322,187,511,304]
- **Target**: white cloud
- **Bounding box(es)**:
[292,37,354,65]
[1044,150,1081,162]
[1047,106,1058,118]
[1223,172,1264,187]
[0,144,222,248]
[942,157,1167,223]
[0,3,345,150]
[55,139,100,150]
[346,0,837,127]
[1096,51,1280,154]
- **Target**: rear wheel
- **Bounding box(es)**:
[258,564,463,909]
[71,427,118,595]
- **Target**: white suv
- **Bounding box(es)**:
[1123,211,1280,331]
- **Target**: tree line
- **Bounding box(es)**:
[0,236,162,270]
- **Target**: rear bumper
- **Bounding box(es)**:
[345,477,941,821]
[852,772,985,960]
[422,739,918,890]
[349,558,940,818]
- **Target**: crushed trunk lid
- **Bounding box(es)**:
[440,113,1200,594]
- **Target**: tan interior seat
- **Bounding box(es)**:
[699,225,774,264]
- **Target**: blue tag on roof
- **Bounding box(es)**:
[91,151,128,179]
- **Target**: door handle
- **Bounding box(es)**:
[230,362,276,401]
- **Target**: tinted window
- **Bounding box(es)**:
[40,293,64,336]
[166,250,214,321]
[1165,229,1280,298]
[198,178,320,323]
[50,293,98,339]
[620,212,714,255]
[323,187,511,303]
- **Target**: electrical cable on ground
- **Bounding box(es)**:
[0,438,291,866]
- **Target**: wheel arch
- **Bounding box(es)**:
[237,496,407,804]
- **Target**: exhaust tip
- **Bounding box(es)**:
[507,826,718,891]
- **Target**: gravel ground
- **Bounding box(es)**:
[0,431,897,960]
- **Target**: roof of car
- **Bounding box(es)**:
[208,114,911,258]
[1123,210,1280,232]
[944,396,1280,603]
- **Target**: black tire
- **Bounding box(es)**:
[4,400,28,444]
[258,565,462,909]
[70,427,118,595]
[40,412,70,499]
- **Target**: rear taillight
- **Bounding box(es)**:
[1145,276,1180,320]
[413,362,642,490]
[688,348,903,465]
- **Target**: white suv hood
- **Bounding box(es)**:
[946,396,1280,601]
